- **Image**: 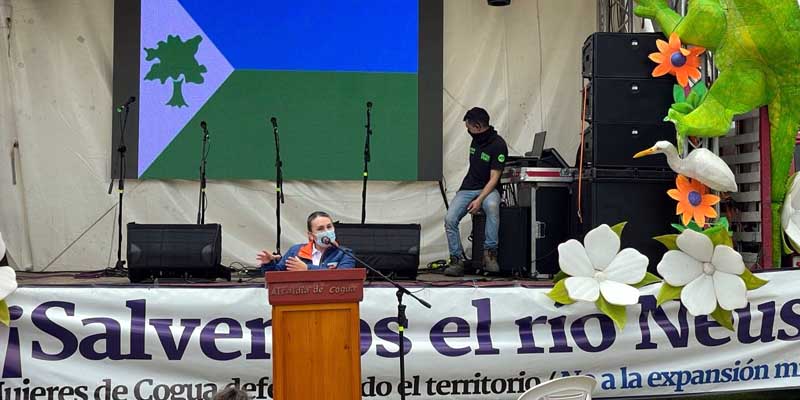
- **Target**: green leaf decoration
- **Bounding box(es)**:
[686,221,703,232]
[686,91,699,108]
[0,300,9,327]
[611,222,628,238]
[785,172,798,195]
[656,283,682,306]
[690,82,708,104]
[654,234,679,251]
[710,306,734,331]
[714,217,731,232]
[740,268,768,291]
[671,102,694,114]
[547,280,575,305]
[671,223,687,233]
[632,272,663,288]
[672,84,686,103]
[553,270,568,283]
[596,295,627,330]
[703,225,733,247]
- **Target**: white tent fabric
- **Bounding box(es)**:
[0,0,595,271]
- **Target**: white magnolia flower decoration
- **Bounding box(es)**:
[0,232,15,301]
[558,224,649,305]
[781,173,800,251]
[657,229,746,316]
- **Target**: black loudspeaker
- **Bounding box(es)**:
[530,187,571,275]
[498,207,531,276]
[333,223,420,280]
[571,169,676,272]
[585,77,675,124]
[583,123,675,169]
[583,32,667,79]
[471,213,486,270]
[126,223,228,282]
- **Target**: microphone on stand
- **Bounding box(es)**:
[200,120,209,140]
[270,117,278,128]
[116,96,137,113]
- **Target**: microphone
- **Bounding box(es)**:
[200,121,209,140]
[270,117,278,129]
[116,96,136,113]
[321,236,334,246]
[366,101,373,109]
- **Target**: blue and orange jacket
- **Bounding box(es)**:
[260,241,356,272]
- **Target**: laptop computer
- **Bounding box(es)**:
[525,131,547,158]
[506,131,547,166]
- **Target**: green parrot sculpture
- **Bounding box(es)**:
[634,0,800,265]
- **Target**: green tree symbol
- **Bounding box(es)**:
[144,34,207,108]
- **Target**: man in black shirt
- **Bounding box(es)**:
[444,107,508,277]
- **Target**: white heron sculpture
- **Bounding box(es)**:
[634,141,738,192]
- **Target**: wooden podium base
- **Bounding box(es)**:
[267,269,366,400]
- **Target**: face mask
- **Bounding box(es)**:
[314,229,336,247]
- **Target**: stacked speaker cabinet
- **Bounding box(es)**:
[576,32,677,272]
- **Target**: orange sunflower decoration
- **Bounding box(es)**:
[648,32,705,87]
[668,175,720,227]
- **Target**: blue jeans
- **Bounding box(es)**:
[445,189,500,258]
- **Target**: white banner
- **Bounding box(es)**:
[2,270,800,399]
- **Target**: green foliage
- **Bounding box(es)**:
[654,234,679,251]
[672,84,687,103]
[0,300,8,327]
[596,295,627,330]
[740,269,769,290]
[632,272,663,288]
[611,222,627,238]
[144,34,207,107]
[547,280,575,305]
[672,220,703,233]
[657,283,682,306]
[703,225,733,247]
[553,270,568,283]
[710,306,734,331]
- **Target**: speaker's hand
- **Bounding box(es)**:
[286,256,309,271]
[257,250,279,264]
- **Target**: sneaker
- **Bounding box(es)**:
[483,249,500,273]
[444,256,465,277]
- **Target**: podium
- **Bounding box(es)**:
[266,269,367,400]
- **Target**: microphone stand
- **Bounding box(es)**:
[327,239,431,400]
[360,101,373,224]
[271,117,285,255]
[197,122,210,224]
[106,102,132,276]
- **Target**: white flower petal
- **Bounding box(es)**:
[782,191,795,228]
[583,224,620,270]
[791,176,800,210]
[605,248,649,284]
[0,232,5,260]
[681,275,717,316]
[713,272,747,311]
[564,277,600,302]
[676,229,714,262]
[0,266,17,300]
[599,280,641,306]
[710,245,746,275]
[657,250,703,286]
[786,213,800,251]
[558,240,594,277]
